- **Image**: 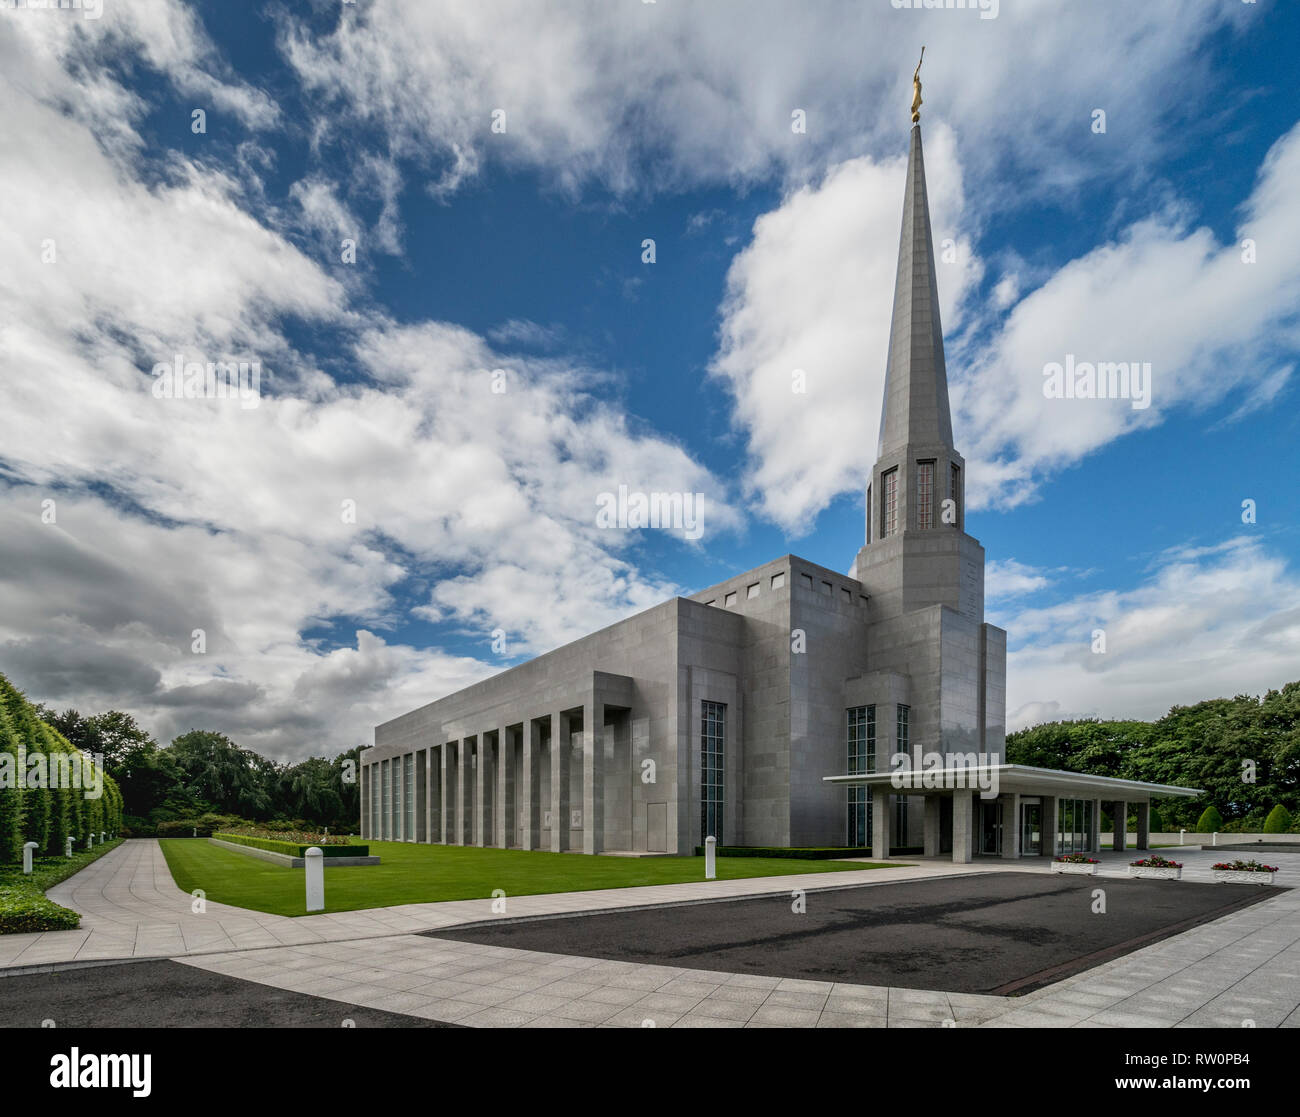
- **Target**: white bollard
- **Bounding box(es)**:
[193,828,197,838]
[1213,832,1218,847]
[704,835,717,880]
[1180,829,1185,846]
[23,841,38,875]
[305,847,325,912]
[65,836,74,858]
[87,833,94,849]
[100,831,106,844]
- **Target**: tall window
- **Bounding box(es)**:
[865,483,872,544]
[369,767,379,837]
[1056,798,1093,854]
[896,704,910,754]
[894,796,909,847]
[701,702,726,843]
[847,706,876,846]
[393,755,403,840]
[949,464,962,529]
[881,468,899,538]
[916,460,935,529]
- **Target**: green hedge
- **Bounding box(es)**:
[691,845,873,860]
[212,833,368,858]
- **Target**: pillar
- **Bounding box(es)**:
[952,790,974,864]
[1135,800,1150,851]
[438,744,449,843]
[1088,797,1101,853]
[1001,793,1021,860]
[359,761,368,839]
[496,725,515,848]
[1042,794,1058,857]
[583,699,605,855]
[522,718,541,850]
[422,747,432,843]
[871,785,890,860]
[474,733,490,846]
[550,711,571,852]
[923,795,940,857]
[1112,799,1126,852]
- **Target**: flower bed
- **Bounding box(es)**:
[1051,854,1099,875]
[1212,859,1278,885]
[1128,854,1182,880]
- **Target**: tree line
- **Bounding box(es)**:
[1006,680,1300,831]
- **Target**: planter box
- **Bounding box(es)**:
[1051,861,1099,875]
[1213,870,1275,885]
[208,837,380,868]
[1128,865,1182,880]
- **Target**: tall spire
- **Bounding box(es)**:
[875,119,954,460]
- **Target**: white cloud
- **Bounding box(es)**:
[710,124,980,532]
[1005,537,1300,731]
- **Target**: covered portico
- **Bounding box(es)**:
[823,763,1203,864]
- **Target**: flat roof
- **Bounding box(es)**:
[822,762,1202,799]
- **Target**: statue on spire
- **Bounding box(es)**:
[911,46,925,124]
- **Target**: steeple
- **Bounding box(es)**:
[852,64,973,604]
[876,121,954,461]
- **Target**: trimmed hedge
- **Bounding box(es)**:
[692,845,874,860]
[1264,805,1293,834]
[212,833,368,858]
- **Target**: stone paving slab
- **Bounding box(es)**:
[8,839,1300,1029]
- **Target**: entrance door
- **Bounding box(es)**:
[980,800,1003,855]
[1021,804,1043,856]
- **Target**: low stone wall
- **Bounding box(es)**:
[207,837,380,867]
[1125,832,1300,848]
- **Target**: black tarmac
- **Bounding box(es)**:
[427,871,1283,994]
[0,959,455,1028]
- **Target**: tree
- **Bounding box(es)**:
[169,730,275,818]
[1263,804,1292,833]
[1195,805,1224,833]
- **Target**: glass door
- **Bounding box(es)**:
[1021,804,1042,856]
[980,800,1003,855]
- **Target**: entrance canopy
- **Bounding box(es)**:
[824,762,1203,801]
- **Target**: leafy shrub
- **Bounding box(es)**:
[1263,805,1292,834]
[1195,805,1224,833]
[0,886,80,934]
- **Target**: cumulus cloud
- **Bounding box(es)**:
[1005,537,1300,731]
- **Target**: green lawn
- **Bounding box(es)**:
[159,839,893,917]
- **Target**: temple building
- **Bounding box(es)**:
[359,109,1199,862]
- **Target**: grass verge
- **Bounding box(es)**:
[160,838,897,917]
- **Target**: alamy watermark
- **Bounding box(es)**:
[596,485,705,540]
[2,0,102,19]
[1042,355,1151,410]
[890,0,999,21]
[890,747,1000,798]
[0,745,104,800]
[151,355,262,410]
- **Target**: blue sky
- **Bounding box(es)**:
[1,0,1298,761]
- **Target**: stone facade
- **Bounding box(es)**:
[361,120,1009,856]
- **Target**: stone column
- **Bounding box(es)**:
[438,744,449,844]
[495,725,514,848]
[454,740,468,845]
[952,790,975,864]
[1042,794,1058,857]
[423,747,433,843]
[1135,800,1150,850]
[1001,793,1021,859]
[359,761,368,839]
[583,699,605,855]
[550,711,571,852]
[923,795,940,857]
[1112,799,1126,853]
[871,785,890,860]
[474,733,490,846]
[522,719,541,850]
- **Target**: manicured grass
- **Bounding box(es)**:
[159,839,895,917]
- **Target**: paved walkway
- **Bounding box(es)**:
[3,840,1297,1028]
